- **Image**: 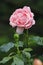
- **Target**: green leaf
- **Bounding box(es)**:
[23,48,32,52]
[9,52,14,56]
[18,41,23,47]
[22,51,31,59]
[33,36,43,46]
[14,41,23,47]
[0,42,14,52]
[0,56,12,64]
[28,36,43,46]
[11,57,24,65]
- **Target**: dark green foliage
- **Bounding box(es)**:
[0,36,43,65]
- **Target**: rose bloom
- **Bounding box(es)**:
[9,6,35,34]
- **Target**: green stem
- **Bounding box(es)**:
[16,40,20,54]
[26,29,29,44]
[17,46,20,54]
[24,29,29,46]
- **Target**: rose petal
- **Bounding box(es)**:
[16,27,24,34]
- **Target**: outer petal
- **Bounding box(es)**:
[13,9,22,15]
[16,27,24,34]
[23,6,31,13]
[32,20,35,25]
[9,22,16,27]
[25,21,32,29]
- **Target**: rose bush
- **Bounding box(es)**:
[1,6,43,65]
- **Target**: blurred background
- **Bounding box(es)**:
[0,0,43,45]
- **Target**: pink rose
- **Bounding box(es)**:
[9,6,35,34]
